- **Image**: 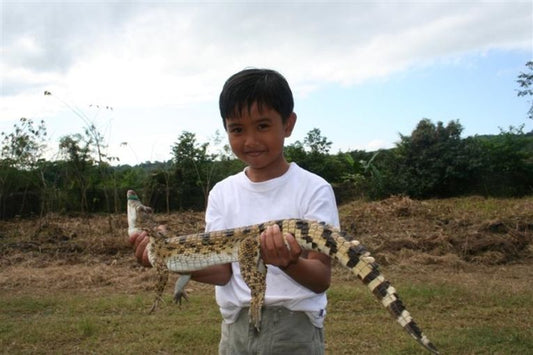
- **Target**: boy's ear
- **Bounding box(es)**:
[284,113,297,137]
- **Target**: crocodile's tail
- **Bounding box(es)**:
[334,230,439,354]
[281,219,438,354]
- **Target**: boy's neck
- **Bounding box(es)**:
[245,159,291,182]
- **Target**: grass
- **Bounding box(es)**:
[0,196,531,354]
[0,289,221,354]
[1,265,532,354]
[325,266,533,354]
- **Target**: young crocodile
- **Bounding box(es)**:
[127,190,439,354]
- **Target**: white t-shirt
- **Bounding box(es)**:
[205,162,340,327]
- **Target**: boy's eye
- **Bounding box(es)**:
[229,127,242,134]
[258,123,270,130]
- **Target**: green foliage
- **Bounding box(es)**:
[303,127,332,154]
[517,61,533,120]
[0,119,531,218]
[0,118,48,217]
[171,131,213,210]
[285,140,306,163]
[470,125,533,196]
[392,119,474,198]
[0,117,47,169]
[341,120,532,200]
[59,134,95,213]
[340,151,384,199]
[286,129,345,183]
[1,64,530,216]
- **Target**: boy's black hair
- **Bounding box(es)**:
[219,68,294,129]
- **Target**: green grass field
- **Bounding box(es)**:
[1,264,531,354]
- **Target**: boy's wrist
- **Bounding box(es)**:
[279,257,300,271]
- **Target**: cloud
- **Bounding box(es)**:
[1,1,531,164]
[3,1,530,103]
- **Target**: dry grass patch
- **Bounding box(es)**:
[339,196,532,266]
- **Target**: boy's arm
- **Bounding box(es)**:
[260,224,331,293]
[190,264,233,285]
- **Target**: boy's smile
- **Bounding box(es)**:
[225,102,296,182]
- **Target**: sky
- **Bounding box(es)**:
[1,0,532,166]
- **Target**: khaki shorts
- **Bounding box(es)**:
[219,307,325,355]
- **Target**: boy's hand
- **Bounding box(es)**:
[260,224,302,269]
[128,230,152,267]
[261,224,331,293]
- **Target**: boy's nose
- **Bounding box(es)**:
[243,132,259,147]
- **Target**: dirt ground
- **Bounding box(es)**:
[0,196,531,293]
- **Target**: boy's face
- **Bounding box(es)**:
[225,102,296,182]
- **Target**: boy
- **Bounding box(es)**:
[129,68,339,354]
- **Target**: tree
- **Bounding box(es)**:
[1,117,47,169]
[395,118,472,198]
[0,118,48,217]
[285,141,306,163]
[171,131,213,210]
[517,61,533,120]
[44,91,118,212]
[474,125,533,196]
[146,161,174,214]
[286,128,343,182]
[59,134,94,213]
[303,128,332,154]
[341,151,382,199]
[83,123,119,213]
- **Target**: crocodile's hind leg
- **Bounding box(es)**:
[173,274,191,304]
[238,236,267,331]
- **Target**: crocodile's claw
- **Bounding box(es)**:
[148,295,166,314]
[173,274,192,306]
[173,289,189,305]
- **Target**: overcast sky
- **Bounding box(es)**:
[1,0,532,165]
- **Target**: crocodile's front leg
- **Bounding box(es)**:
[128,190,167,313]
[149,255,169,314]
[238,236,267,331]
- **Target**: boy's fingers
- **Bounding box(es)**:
[127,230,152,267]
[285,233,302,261]
[135,236,150,262]
[128,231,139,245]
[133,233,147,250]
[261,225,288,262]
[269,225,287,251]
[262,226,278,247]
[141,247,151,267]
[129,230,146,246]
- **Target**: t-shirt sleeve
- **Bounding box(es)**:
[303,183,340,228]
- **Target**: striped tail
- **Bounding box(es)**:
[348,239,438,354]
[283,219,439,354]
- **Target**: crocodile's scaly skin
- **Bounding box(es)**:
[127,190,439,354]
